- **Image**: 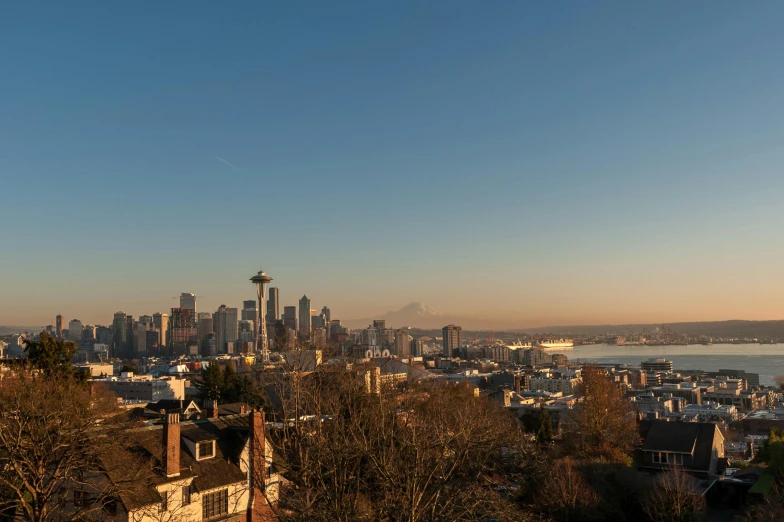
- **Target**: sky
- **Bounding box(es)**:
[2,1,784,328]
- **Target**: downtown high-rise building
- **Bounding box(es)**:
[282,306,297,332]
[198,313,214,355]
[180,293,197,312]
[68,319,83,342]
[266,287,280,323]
[56,314,64,339]
[112,312,129,358]
[152,312,168,350]
[170,308,197,357]
[298,295,311,340]
[321,306,331,324]
[213,305,238,354]
[241,300,257,322]
[442,324,462,357]
[395,330,413,357]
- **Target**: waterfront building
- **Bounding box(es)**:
[642,358,674,373]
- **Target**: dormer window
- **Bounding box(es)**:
[198,440,215,459]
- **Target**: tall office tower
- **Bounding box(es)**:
[241,300,257,322]
[152,313,168,350]
[298,295,311,340]
[180,293,197,312]
[213,305,238,355]
[81,324,96,340]
[170,308,197,357]
[198,314,214,354]
[139,315,153,325]
[239,320,255,342]
[96,325,113,346]
[112,312,128,358]
[125,316,135,358]
[373,320,386,330]
[266,287,280,322]
[321,306,331,325]
[68,319,83,342]
[56,314,64,339]
[282,306,297,331]
[442,324,462,357]
[312,314,326,330]
[395,330,413,357]
[133,322,150,357]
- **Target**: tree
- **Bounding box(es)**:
[22,331,77,376]
[533,457,600,521]
[536,407,555,444]
[193,362,224,401]
[565,365,639,463]
[0,371,143,521]
[642,468,706,522]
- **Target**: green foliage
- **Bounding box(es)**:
[536,407,554,443]
[193,362,263,407]
[757,428,784,477]
[22,331,77,376]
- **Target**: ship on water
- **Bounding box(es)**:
[533,338,574,350]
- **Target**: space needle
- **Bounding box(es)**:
[250,268,273,364]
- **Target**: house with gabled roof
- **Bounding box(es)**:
[67,410,281,521]
[639,420,725,476]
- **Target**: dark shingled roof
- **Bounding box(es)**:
[145,399,200,413]
[102,415,253,511]
[642,422,700,453]
[642,421,721,473]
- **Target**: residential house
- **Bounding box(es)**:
[639,421,725,476]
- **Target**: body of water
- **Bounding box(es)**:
[568,343,784,386]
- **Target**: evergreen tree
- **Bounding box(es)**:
[22,331,77,376]
[194,363,224,402]
[536,407,554,443]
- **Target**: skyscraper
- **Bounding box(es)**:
[153,313,168,350]
[112,312,128,358]
[170,308,197,357]
[298,295,311,340]
[68,319,83,342]
[198,314,214,355]
[241,300,257,322]
[56,314,64,339]
[442,324,462,357]
[179,293,197,312]
[282,306,297,331]
[321,306,331,324]
[213,305,238,355]
[266,287,280,323]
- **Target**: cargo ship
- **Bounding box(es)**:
[533,338,574,350]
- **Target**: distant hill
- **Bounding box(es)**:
[0,326,41,336]
[513,320,784,338]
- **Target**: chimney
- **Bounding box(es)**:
[248,409,267,521]
[162,410,181,477]
[205,399,219,419]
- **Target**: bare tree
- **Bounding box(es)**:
[642,468,706,522]
[0,371,144,521]
[533,457,600,521]
[564,365,640,463]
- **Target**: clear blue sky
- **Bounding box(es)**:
[3,1,784,327]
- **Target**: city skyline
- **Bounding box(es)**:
[4,3,784,326]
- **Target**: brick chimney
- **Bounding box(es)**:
[205,399,219,419]
[162,410,181,477]
[247,409,267,521]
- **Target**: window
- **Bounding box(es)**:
[198,441,215,459]
[160,491,168,512]
[202,489,229,519]
[182,485,191,506]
